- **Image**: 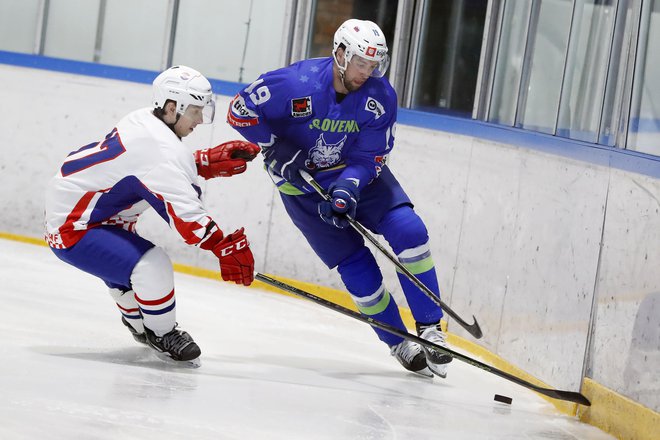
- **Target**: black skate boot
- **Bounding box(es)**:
[390,339,433,377]
[416,322,453,378]
[121,316,148,345]
[144,325,201,363]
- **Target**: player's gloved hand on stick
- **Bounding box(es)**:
[262,140,308,188]
[194,140,260,179]
[211,228,255,286]
[318,179,359,229]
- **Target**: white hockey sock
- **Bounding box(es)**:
[130,247,176,336]
[108,288,144,333]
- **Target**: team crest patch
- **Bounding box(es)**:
[365,97,385,119]
[305,133,346,169]
[291,96,312,117]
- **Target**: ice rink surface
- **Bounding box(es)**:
[0,239,614,440]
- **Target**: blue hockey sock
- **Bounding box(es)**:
[337,247,406,346]
[378,206,444,325]
[396,242,443,324]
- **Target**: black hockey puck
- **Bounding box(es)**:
[494,394,513,404]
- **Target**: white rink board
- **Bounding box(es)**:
[0,64,658,411]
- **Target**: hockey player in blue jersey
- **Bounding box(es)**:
[228,19,452,377]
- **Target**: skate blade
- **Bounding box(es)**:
[428,363,448,379]
[412,366,434,378]
[152,350,201,369]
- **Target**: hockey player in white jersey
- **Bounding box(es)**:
[45,65,259,366]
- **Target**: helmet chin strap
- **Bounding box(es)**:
[163,112,181,135]
[159,112,181,138]
[170,113,182,139]
[333,51,349,90]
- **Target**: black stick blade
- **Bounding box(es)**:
[541,390,591,406]
[467,316,483,339]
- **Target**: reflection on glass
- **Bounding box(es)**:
[517,0,572,134]
[0,0,41,53]
[556,0,617,143]
[410,0,488,115]
[598,0,632,147]
[627,0,660,155]
[308,0,397,63]
[488,0,532,126]
[99,0,168,70]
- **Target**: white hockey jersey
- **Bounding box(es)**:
[45,108,215,249]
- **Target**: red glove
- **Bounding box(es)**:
[211,228,254,286]
[194,140,260,179]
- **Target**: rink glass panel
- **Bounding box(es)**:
[171,0,289,83]
[307,0,398,70]
[408,0,488,117]
[555,0,618,143]
[626,0,660,156]
[98,0,169,71]
[0,0,40,53]
[41,0,100,62]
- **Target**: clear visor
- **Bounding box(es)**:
[347,52,390,78]
[181,100,215,124]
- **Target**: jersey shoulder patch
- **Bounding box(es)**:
[364,96,386,120]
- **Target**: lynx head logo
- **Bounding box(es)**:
[306,134,347,169]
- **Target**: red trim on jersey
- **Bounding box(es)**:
[166,200,222,247]
[140,182,222,249]
[57,191,100,247]
[227,106,259,127]
[135,289,175,306]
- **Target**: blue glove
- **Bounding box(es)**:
[262,140,308,188]
[318,179,360,229]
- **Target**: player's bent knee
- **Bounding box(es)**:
[130,247,174,294]
[379,206,429,253]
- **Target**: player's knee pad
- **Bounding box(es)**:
[337,247,382,298]
[130,247,174,300]
[378,205,429,254]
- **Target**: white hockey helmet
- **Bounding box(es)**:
[333,19,390,78]
[152,65,215,123]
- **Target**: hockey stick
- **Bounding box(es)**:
[255,273,591,406]
[299,170,483,339]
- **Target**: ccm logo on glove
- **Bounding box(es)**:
[211,228,255,286]
[218,237,248,256]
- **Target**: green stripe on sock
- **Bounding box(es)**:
[396,256,434,275]
[357,290,391,315]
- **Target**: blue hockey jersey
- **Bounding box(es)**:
[227,57,397,194]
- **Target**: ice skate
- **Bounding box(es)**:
[121,316,148,345]
[390,339,433,377]
[144,325,202,368]
[416,322,452,378]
